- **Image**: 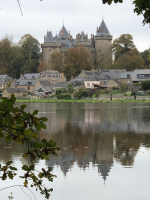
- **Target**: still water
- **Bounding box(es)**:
[1,102,150,200]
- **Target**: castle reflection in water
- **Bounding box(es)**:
[35,102,150,182]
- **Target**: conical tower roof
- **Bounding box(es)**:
[44,31,54,42]
[58,24,70,39]
[95,19,112,37]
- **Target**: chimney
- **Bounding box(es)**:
[20,73,23,78]
[60,73,64,78]
[70,35,73,42]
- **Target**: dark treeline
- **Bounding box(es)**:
[0,34,41,79]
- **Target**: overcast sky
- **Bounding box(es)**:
[0,0,149,52]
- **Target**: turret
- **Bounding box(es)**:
[94,19,113,69]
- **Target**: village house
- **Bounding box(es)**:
[2,88,28,98]
[39,70,66,84]
[0,74,12,89]
[34,80,54,96]
[11,73,40,94]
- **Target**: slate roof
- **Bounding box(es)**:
[19,73,40,80]
[119,71,134,79]
[44,31,54,42]
[11,79,37,86]
[0,74,12,83]
[95,19,112,37]
[6,88,28,93]
[85,75,98,81]
[39,80,53,87]
[70,78,84,86]
[58,25,70,40]
[40,70,61,78]
[99,71,134,80]
[132,69,150,82]
[53,81,70,89]
[34,86,54,93]
[77,70,100,81]
[113,79,121,85]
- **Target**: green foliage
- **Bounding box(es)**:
[73,87,88,99]
[141,48,150,69]
[131,91,136,96]
[0,34,41,78]
[63,46,91,80]
[20,34,41,74]
[112,34,145,70]
[66,84,75,94]
[102,0,150,25]
[0,95,60,199]
[141,81,150,91]
[55,88,66,95]
[56,93,72,100]
[120,84,128,93]
[50,52,62,72]
[112,34,138,61]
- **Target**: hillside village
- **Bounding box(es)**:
[0,20,149,100]
[2,68,150,100]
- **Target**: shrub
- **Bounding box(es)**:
[56,93,72,100]
[141,81,150,91]
[55,88,66,95]
[131,91,136,96]
[73,87,88,99]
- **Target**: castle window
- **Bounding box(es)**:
[105,75,109,79]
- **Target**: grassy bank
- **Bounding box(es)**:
[16,99,150,103]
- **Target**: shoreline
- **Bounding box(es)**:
[16,99,150,103]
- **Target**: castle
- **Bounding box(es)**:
[41,19,113,69]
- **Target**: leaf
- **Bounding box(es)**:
[33,110,38,115]
[6,161,13,166]
[22,165,28,171]
[9,166,17,171]
[24,180,28,187]
[8,171,13,179]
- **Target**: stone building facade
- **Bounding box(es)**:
[41,19,112,69]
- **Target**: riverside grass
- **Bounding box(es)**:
[16,99,150,103]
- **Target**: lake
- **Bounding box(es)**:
[1,102,150,200]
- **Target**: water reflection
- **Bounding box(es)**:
[1,102,150,197]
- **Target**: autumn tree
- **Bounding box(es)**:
[102,0,150,25]
[19,34,41,74]
[50,52,62,72]
[112,34,137,61]
[113,49,145,71]
[141,48,150,69]
[38,62,48,73]
[63,46,91,80]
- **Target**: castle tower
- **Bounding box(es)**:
[94,19,113,69]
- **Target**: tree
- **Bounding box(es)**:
[73,87,88,99]
[112,34,137,61]
[141,81,150,90]
[19,34,41,74]
[63,46,91,80]
[141,48,150,69]
[66,84,75,94]
[0,36,23,79]
[50,52,62,72]
[112,49,145,71]
[38,62,48,73]
[0,95,60,199]
[102,0,150,25]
